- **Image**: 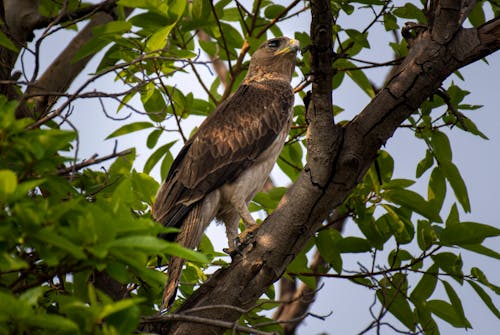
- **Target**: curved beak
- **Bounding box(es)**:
[274,38,300,56]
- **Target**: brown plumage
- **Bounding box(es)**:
[152,37,300,308]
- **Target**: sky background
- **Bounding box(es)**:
[18,1,500,334]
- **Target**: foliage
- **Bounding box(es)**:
[0,97,206,333]
[0,0,499,334]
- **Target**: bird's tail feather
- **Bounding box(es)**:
[161,203,207,309]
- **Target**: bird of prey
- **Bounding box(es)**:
[152,36,300,308]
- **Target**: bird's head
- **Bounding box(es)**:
[246,37,300,83]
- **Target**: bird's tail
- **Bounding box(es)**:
[162,255,185,309]
[161,203,207,309]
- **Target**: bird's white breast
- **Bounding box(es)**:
[219,119,291,208]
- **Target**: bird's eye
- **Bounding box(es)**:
[267,39,281,48]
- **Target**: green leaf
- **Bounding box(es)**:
[447,83,469,105]
[417,220,437,251]
[383,13,398,31]
[147,24,174,51]
[164,241,208,263]
[471,267,500,294]
[106,122,154,139]
[277,142,303,182]
[109,236,169,252]
[345,29,370,48]
[417,149,434,178]
[458,115,489,139]
[93,20,132,36]
[440,221,500,246]
[379,206,414,244]
[384,189,442,223]
[427,299,469,328]
[431,252,463,282]
[35,228,86,259]
[347,68,375,97]
[442,281,471,328]
[468,280,500,318]
[105,302,141,334]
[146,129,163,149]
[129,12,170,31]
[0,253,29,272]
[98,299,141,320]
[218,22,244,49]
[382,179,415,190]
[0,169,17,201]
[462,243,500,259]
[316,229,342,273]
[159,147,175,180]
[0,30,18,52]
[446,203,460,226]
[264,4,285,18]
[192,0,212,22]
[73,21,132,62]
[28,314,79,332]
[287,247,308,274]
[430,131,452,162]
[387,249,412,268]
[393,3,427,23]
[338,236,372,253]
[377,275,415,330]
[143,88,167,122]
[358,215,390,249]
[376,150,394,183]
[144,141,176,174]
[410,263,438,302]
[468,3,486,27]
[428,167,446,211]
[439,161,470,212]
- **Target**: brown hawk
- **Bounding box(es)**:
[153,36,299,308]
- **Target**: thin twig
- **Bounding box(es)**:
[141,313,276,335]
[56,148,134,175]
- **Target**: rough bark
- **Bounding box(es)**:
[158,1,500,334]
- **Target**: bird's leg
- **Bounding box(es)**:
[233,201,260,245]
[222,201,260,256]
[224,218,239,250]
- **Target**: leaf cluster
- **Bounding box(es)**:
[0,98,206,334]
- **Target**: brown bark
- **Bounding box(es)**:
[157,1,500,334]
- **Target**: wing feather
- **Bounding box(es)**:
[153,79,293,228]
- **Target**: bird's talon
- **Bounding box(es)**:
[223,246,240,257]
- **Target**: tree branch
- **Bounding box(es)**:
[56,148,133,176]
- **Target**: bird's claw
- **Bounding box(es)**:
[223,224,260,257]
[238,224,259,243]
